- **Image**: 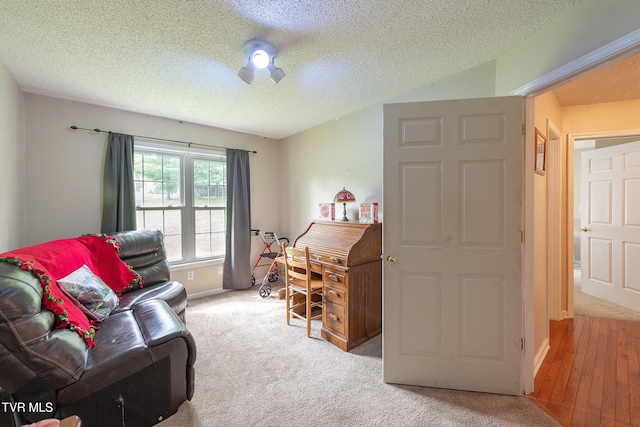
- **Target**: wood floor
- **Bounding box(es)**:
[529,315,640,426]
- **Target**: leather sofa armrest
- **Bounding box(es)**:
[133,299,197,369]
[133,299,188,347]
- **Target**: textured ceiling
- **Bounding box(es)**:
[0,0,584,139]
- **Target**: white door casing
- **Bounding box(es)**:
[580,140,640,311]
[382,96,524,395]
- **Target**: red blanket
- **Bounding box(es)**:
[0,234,143,348]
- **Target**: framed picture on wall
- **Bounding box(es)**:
[535,127,546,175]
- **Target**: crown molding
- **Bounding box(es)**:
[511,29,640,97]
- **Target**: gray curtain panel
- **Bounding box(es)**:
[101,132,136,233]
[223,149,252,289]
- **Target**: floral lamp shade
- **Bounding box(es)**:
[334,187,356,221]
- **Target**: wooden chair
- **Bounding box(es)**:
[284,245,323,337]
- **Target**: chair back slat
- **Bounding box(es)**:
[283,245,322,337]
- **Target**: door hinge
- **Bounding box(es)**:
[521,338,525,351]
[521,230,524,243]
[522,123,526,136]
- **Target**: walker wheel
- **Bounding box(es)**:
[268,271,278,282]
[259,284,271,298]
[251,275,256,286]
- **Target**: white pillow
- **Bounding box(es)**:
[57,264,119,322]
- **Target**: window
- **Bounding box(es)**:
[134,142,226,264]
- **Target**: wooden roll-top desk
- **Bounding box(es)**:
[293,221,382,351]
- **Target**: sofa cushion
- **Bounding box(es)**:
[112,229,170,288]
[114,281,187,319]
[57,299,191,405]
[56,310,149,404]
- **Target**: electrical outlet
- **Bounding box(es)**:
[218,266,223,275]
[187,271,194,281]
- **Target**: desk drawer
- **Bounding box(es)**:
[324,301,345,335]
[312,254,346,267]
[324,284,346,305]
[324,268,347,288]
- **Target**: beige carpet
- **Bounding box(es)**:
[573,269,640,321]
[158,285,558,427]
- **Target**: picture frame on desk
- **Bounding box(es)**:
[319,202,335,221]
[359,202,378,223]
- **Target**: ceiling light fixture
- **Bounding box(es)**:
[238,39,285,85]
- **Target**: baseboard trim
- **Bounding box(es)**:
[187,288,228,300]
[533,338,550,377]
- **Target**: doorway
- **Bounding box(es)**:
[570,133,640,317]
[514,30,640,393]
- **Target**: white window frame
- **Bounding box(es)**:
[134,140,226,265]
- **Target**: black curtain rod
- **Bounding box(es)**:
[69,126,257,153]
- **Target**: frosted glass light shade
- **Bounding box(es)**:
[251,49,270,69]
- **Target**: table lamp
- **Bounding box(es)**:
[334,187,356,221]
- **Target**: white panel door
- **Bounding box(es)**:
[580,140,640,311]
[382,97,524,395]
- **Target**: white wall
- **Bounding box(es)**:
[0,60,25,251]
[279,61,497,239]
[23,94,280,295]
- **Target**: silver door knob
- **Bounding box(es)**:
[386,254,397,264]
[580,227,589,232]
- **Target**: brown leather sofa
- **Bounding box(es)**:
[0,230,196,427]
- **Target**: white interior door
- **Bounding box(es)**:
[580,140,640,311]
[382,96,524,395]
